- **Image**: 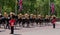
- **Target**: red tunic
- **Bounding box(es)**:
[9,19,15,26]
[52,19,56,24]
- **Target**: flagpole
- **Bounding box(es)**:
[15,0,17,15]
[48,0,50,15]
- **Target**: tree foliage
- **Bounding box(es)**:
[0,0,60,17]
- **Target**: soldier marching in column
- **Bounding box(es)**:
[0,12,57,29]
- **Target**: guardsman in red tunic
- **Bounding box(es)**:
[9,16,15,34]
[51,15,56,28]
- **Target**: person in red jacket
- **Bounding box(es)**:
[51,16,56,28]
[9,16,15,34]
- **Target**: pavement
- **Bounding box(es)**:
[0,22,60,35]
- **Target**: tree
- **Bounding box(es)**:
[0,0,16,14]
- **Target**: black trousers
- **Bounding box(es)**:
[22,21,25,27]
[0,24,1,28]
[18,19,22,25]
[22,21,29,27]
[22,19,30,27]
[26,21,29,27]
[11,26,14,34]
[53,24,55,28]
[6,21,10,29]
[0,22,2,28]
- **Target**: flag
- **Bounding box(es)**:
[51,3,55,14]
[18,0,23,11]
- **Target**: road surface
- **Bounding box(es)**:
[0,22,60,35]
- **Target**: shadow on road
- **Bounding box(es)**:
[0,30,5,32]
[14,28,21,30]
[13,34,22,35]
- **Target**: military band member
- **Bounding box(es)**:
[45,15,50,26]
[9,12,13,18]
[35,15,38,26]
[4,12,10,29]
[14,13,18,25]
[0,13,2,28]
[37,15,43,26]
[40,15,45,26]
[22,13,30,27]
[22,15,25,27]
[29,14,34,26]
[17,13,22,26]
[33,15,36,26]
[25,13,30,27]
